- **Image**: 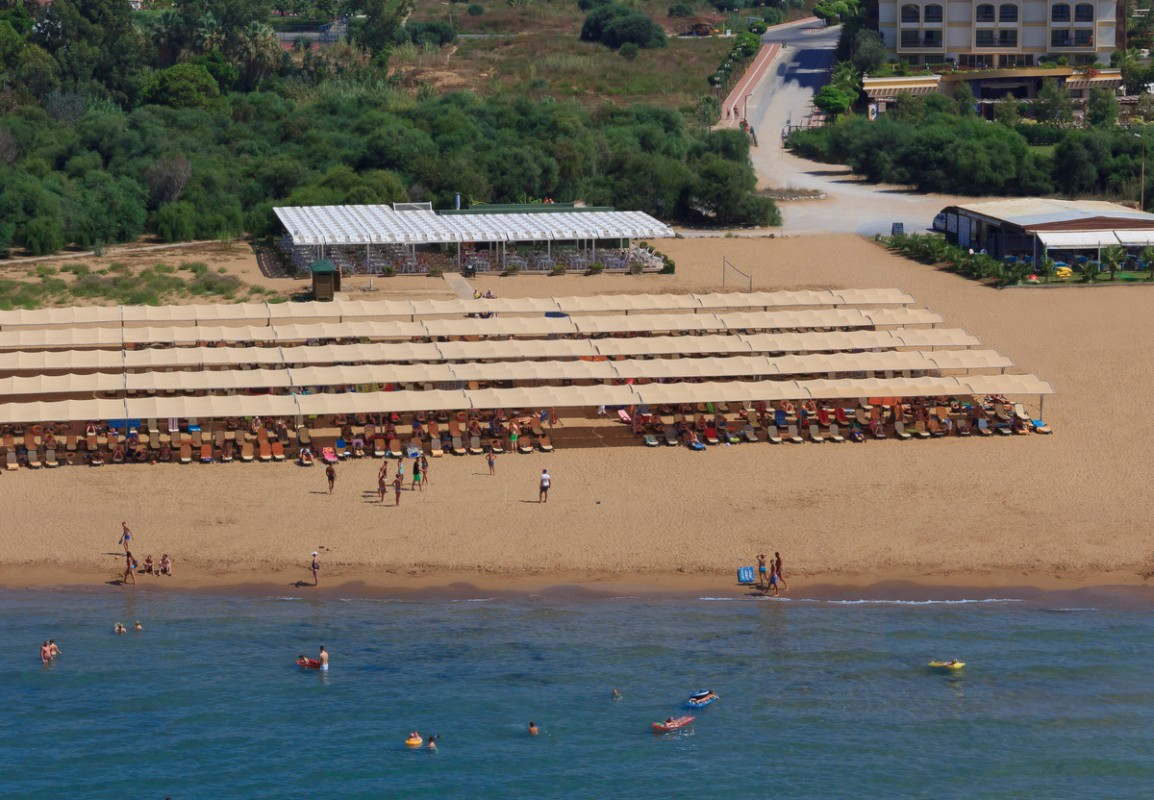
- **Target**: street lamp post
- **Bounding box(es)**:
[442,1,453,28]
[744,92,753,121]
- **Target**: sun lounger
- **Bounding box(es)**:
[893,420,912,440]
[180,442,193,464]
[27,448,42,468]
[742,425,759,443]
[1031,419,1052,434]
[662,427,677,446]
[429,438,445,457]
[858,398,873,411]
[221,444,235,463]
[489,438,505,455]
[200,443,215,463]
[785,424,803,444]
[704,426,720,446]
[518,438,534,454]
[976,418,993,436]
[766,426,783,444]
[468,435,484,455]
[257,440,271,462]
[996,422,1013,436]
[387,438,402,458]
[1014,403,1031,421]
[912,420,931,439]
[373,438,386,458]
[241,442,255,462]
[190,429,202,447]
[44,448,59,467]
[855,408,871,427]
[808,424,825,444]
[271,441,286,461]
[827,424,845,443]
[643,433,660,447]
[451,436,467,456]
[745,410,760,429]
[537,435,554,453]
[5,450,19,471]
[617,409,631,424]
[297,426,312,448]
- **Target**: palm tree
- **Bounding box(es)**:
[1100,244,1126,282]
[1038,256,1055,284]
[1141,246,1154,280]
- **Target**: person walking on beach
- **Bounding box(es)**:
[487,451,496,475]
[411,456,422,492]
[123,551,137,586]
[318,645,329,671]
[325,463,336,495]
[775,552,787,592]
[119,522,132,553]
[311,551,320,586]
[757,553,769,589]
[539,469,551,503]
[393,471,404,506]
[378,469,388,503]
[419,454,429,486]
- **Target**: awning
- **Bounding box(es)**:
[1036,231,1122,248]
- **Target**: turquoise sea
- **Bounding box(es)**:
[4,587,1153,798]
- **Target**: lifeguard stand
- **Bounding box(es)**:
[310,260,340,301]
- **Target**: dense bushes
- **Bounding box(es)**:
[788,94,1150,202]
[581,4,667,49]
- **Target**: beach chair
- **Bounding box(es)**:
[663,426,678,446]
[489,438,505,455]
[387,438,403,458]
[221,444,235,463]
[373,438,386,458]
[1014,403,1031,421]
[44,448,59,467]
[858,398,873,412]
[257,440,271,462]
[297,426,312,448]
[807,424,825,444]
[745,410,761,429]
[976,418,993,436]
[429,437,445,458]
[742,425,759,443]
[180,442,193,464]
[5,450,18,471]
[827,424,845,443]
[271,441,286,461]
[191,429,203,447]
[704,426,720,446]
[928,417,946,438]
[1031,419,1052,434]
[200,443,215,463]
[451,436,467,456]
[537,435,554,453]
[617,409,631,425]
[956,417,971,437]
[334,437,350,459]
[643,433,660,447]
[241,442,255,462]
[468,435,484,455]
[996,422,1013,436]
[27,448,42,468]
[766,426,783,444]
[855,408,871,427]
[912,420,931,439]
[893,420,913,440]
[785,424,804,444]
[518,437,534,454]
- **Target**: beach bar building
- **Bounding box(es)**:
[937,198,1154,263]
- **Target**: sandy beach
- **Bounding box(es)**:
[3,234,1153,596]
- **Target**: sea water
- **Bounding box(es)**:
[3,589,1152,799]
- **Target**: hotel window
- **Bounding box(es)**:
[976,3,996,21]
[1074,28,1093,45]
[923,30,943,46]
[998,30,1018,46]
[999,3,1019,21]
[901,29,921,46]
[976,30,996,47]
[1074,3,1093,21]
[901,3,920,22]
[924,4,943,22]
[1051,3,1070,21]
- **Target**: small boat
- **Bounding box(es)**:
[928,660,965,671]
[652,716,695,733]
[296,657,321,669]
[686,690,718,708]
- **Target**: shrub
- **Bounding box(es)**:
[504,263,521,275]
[619,42,640,60]
[588,262,604,274]
[581,4,667,49]
[406,21,457,46]
[552,264,567,275]
[668,2,694,16]
[660,256,676,274]
[467,3,484,14]
[22,216,64,256]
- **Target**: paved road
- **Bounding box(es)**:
[742,20,985,236]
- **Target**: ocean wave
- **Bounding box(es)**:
[801,598,1022,606]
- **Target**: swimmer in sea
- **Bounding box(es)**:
[528,722,539,736]
[612,688,621,700]
[114,622,127,635]
[318,645,329,671]
[48,640,61,658]
[425,734,439,750]
[134,621,143,631]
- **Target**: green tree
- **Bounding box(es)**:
[814,85,854,115]
[953,82,976,116]
[850,29,885,74]
[1086,88,1119,128]
[144,62,221,108]
[154,201,198,242]
[993,93,1021,127]
[1034,78,1074,127]
[1100,243,1125,281]
[22,215,65,256]
[32,0,148,103]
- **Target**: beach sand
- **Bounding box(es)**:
[3,234,1153,596]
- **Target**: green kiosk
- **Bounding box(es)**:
[310,260,340,302]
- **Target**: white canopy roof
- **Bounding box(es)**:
[273,205,674,247]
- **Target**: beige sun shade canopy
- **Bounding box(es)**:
[289,363,459,387]
[0,373,124,397]
[634,380,808,406]
[572,313,725,335]
[465,383,637,410]
[0,349,125,374]
[422,315,578,338]
[864,307,943,327]
[123,393,303,421]
[296,389,469,416]
[447,359,619,383]
[961,374,1054,396]
[278,342,443,365]
[434,338,601,361]
[124,369,292,393]
[0,397,129,424]
[717,309,871,331]
[592,335,753,357]
[0,327,124,350]
[611,356,778,380]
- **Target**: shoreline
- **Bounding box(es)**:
[2,563,1151,607]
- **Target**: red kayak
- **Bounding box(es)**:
[296,658,321,669]
[652,716,695,733]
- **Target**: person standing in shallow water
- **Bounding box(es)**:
[775,552,788,592]
[311,551,320,586]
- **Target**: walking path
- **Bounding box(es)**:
[719,42,781,127]
[442,271,476,300]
